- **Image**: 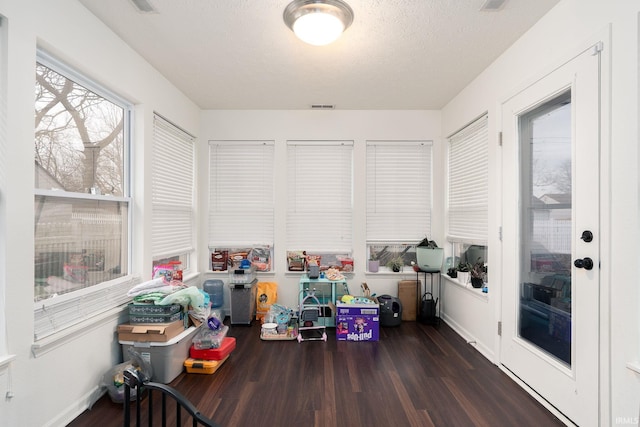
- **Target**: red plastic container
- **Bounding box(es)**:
[189,337,236,360]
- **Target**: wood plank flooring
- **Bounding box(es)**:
[68,320,565,427]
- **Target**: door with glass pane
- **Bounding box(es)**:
[500,46,600,426]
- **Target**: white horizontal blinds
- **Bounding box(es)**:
[447,114,489,244]
[366,141,432,242]
[34,276,140,340]
[287,141,353,252]
[152,115,195,258]
[208,141,275,247]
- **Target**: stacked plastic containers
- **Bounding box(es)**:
[184,323,236,374]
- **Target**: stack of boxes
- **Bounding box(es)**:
[117,303,201,383]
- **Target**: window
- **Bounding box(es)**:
[33,51,133,341]
[446,114,489,268]
[287,141,353,255]
[208,141,275,270]
[152,114,195,276]
[366,141,432,271]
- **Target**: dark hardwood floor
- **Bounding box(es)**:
[68,320,565,427]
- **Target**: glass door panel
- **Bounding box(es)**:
[518,91,572,366]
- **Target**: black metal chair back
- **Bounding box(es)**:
[123,368,220,427]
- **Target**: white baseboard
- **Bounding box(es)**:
[498,365,575,427]
[44,386,106,427]
[440,313,495,363]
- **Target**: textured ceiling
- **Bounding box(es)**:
[78,0,560,110]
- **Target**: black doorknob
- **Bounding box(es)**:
[574,257,594,270]
[581,230,593,242]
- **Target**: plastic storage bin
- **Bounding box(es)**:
[229,266,256,284]
[183,356,228,375]
[120,325,200,383]
[192,325,229,350]
[203,279,224,309]
[229,279,257,324]
[190,337,236,361]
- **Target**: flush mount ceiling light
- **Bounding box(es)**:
[283,0,354,46]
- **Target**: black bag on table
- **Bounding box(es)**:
[419,292,439,325]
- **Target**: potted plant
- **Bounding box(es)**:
[446,266,457,278]
[415,235,444,273]
[386,256,405,273]
[470,260,486,288]
[456,261,472,284]
[368,250,380,273]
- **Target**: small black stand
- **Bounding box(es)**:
[416,268,441,325]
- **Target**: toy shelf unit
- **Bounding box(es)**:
[298,274,350,328]
[297,289,327,342]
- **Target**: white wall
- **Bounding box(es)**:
[442,0,640,424]
[198,110,443,312]
[0,0,200,426]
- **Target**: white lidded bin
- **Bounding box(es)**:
[120,324,201,383]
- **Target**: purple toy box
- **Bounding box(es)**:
[335,301,379,342]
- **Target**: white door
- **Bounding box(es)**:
[500,44,601,426]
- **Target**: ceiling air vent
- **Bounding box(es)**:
[311,104,335,110]
[480,0,507,11]
[129,0,157,13]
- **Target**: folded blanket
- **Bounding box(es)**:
[132,292,172,303]
[127,277,165,296]
[158,286,206,308]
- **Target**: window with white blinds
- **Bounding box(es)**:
[152,115,196,260]
[366,141,433,244]
[447,114,489,244]
[208,141,275,248]
[33,50,133,346]
[287,141,353,252]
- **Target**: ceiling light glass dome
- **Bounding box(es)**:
[283,0,354,46]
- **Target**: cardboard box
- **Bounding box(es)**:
[117,319,185,343]
[335,301,379,341]
[398,280,420,321]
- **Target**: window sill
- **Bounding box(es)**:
[285,271,354,279]
[365,270,416,277]
[31,305,126,358]
[443,275,489,301]
[0,354,16,374]
[206,270,275,275]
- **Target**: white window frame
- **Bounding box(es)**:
[152,114,196,275]
[366,140,433,271]
[446,114,489,266]
[286,140,353,254]
[32,50,135,349]
[208,141,275,269]
[0,14,9,366]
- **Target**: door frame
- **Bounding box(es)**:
[495,27,612,426]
